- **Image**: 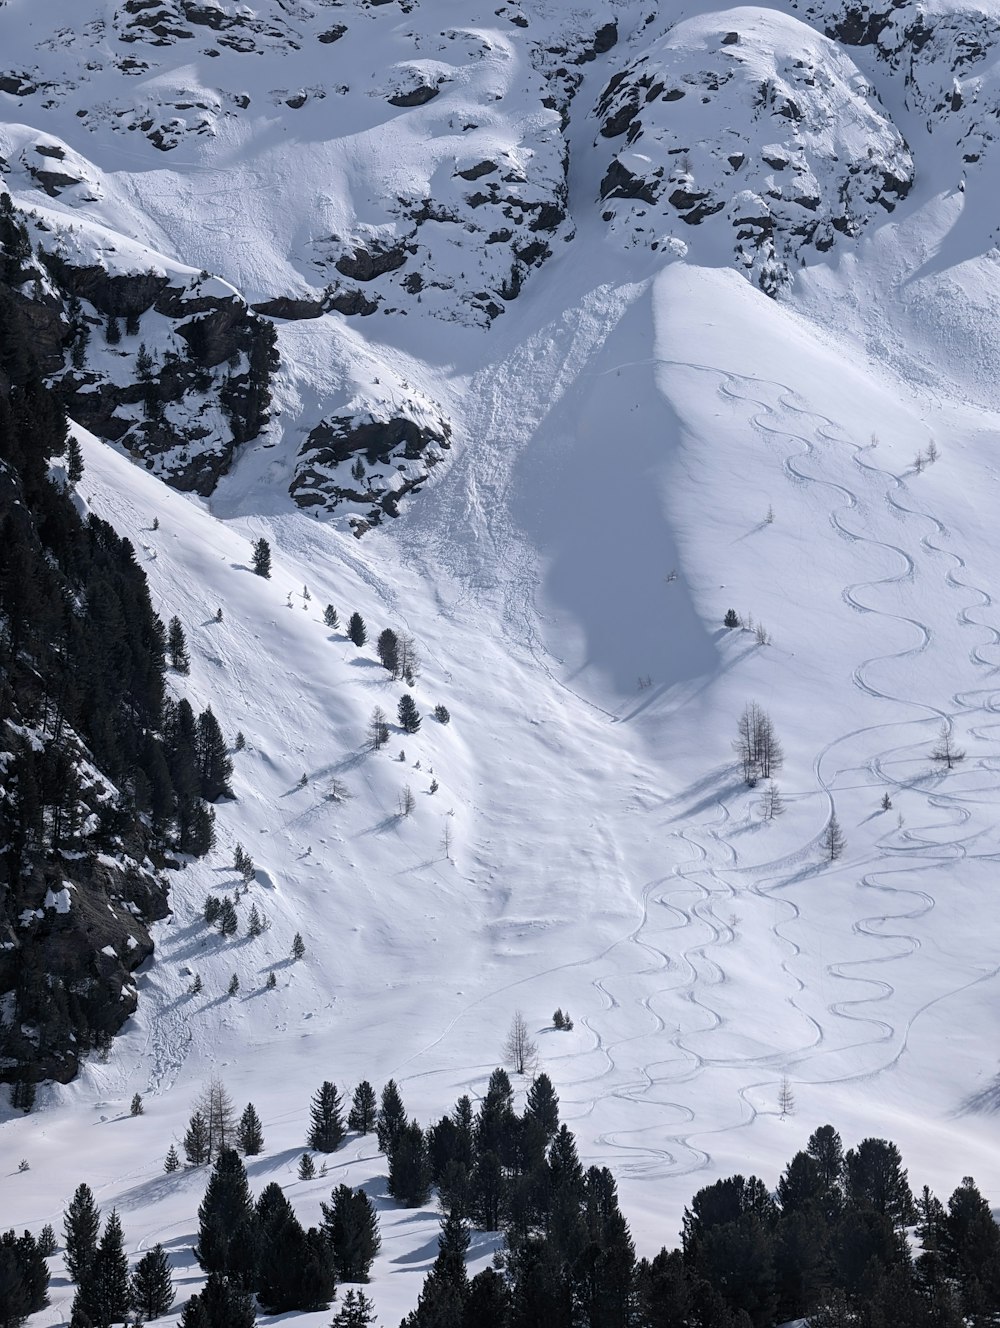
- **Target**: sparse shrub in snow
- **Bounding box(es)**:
[191,973,203,995]
[17,1157,30,1173]
[881,792,893,811]
[266,970,277,990]
[433,703,450,724]
[754,622,771,646]
[429,778,438,794]
[130,1093,144,1117]
[215,607,223,623]
[227,973,239,996]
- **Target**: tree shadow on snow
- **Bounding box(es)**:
[958,1075,1000,1116]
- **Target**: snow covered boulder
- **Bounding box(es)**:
[594,7,914,294]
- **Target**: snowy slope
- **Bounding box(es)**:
[7,0,1000,1324]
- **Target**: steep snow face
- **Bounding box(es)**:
[594,8,914,294]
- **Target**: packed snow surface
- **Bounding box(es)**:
[6,0,1000,1324]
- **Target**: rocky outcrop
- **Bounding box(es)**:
[291,408,452,532]
[594,8,914,295]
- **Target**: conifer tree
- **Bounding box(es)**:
[237,1103,264,1156]
[331,1288,378,1327]
[388,1120,432,1208]
[227,974,240,997]
[376,1080,407,1156]
[251,538,271,579]
[66,435,85,486]
[195,1150,256,1283]
[397,694,421,734]
[299,1153,317,1180]
[184,1111,211,1166]
[196,707,233,802]
[377,628,400,677]
[307,1082,346,1153]
[131,1244,173,1321]
[167,617,190,674]
[320,1185,381,1282]
[37,1225,57,1258]
[823,812,846,862]
[63,1183,101,1283]
[323,605,339,629]
[77,1209,130,1328]
[0,1229,50,1324]
[181,1273,256,1328]
[291,932,306,961]
[348,1081,378,1134]
[525,1073,560,1140]
[131,1093,144,1117]
[348,612,367,647]
[164,1145,180,1173]
[218,897,238,937]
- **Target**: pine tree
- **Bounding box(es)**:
[63,1183,101,1283]
[331,1288,378,1327]
[167,617,190,673]
[237,1103,264,1156]
[376,1080,407,1156]
[164,1145,180,1173]
[724,608,740,629]
[251,538,271,578]
[182,1272,256,1328]
[299,1153,317,1180]
[525,1073,560,1140]
[397,694,421,734]
[266,971,277,990]
[320,1185,381,1282]
[66,435,85,486]
[348,1081,378,1134]
[308,1082,346,1153]
[195,1150,256,1281]
[292,932,306,961]
[196,707,233,802]
[184,1111,211,1166]
[433,704,450,725]
[377,629,400,677]
[227,974,240,997]
[388,1120,432,1208]
[324,604,339,629]
[130,1244,173,1321]
[130,1093,144,1117]
[195,1077,237,1158]
[77,1209,129,1328]
[218,896,238,937]
[37,1225,57,1258]
[348,612,367,647]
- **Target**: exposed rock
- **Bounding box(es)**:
[388,83,439,108]
[252,295,326,320]
[335,242,411,282]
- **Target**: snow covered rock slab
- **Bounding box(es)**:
[594,7,914,294]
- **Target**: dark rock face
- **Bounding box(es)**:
[291,410,452,531]
[335,243,412,282]
[35,249,277,494]
[0,855,169,1085]
[388,83,439,108]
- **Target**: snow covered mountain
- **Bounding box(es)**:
[7,0,1000,1321]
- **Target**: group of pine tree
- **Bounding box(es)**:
[0,195,236,1085]
[6,1061,1000,1328]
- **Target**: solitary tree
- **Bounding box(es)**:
[292,932,306,961]
[368,706,390,752]
[63,1183,101,1283]
[195,1077,237,1159]
[761,782,785,820]
[237,1103,264,1156]
[823,812,846,862]
[252,538,271,578]
[131,1243,173,1320]
[377,628,401,677]
[398,694,421,734]
[348,612,367,647]
[503,1010,538,1076]
[778,1077,795,1116]
[167,617,190,673]
[348,1081,378,1134]
[307,1082,346,1153]
[324,604,339,629]
[930,723,966,770]
[164,1144,181,1173]
[130,1093,144,1117]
